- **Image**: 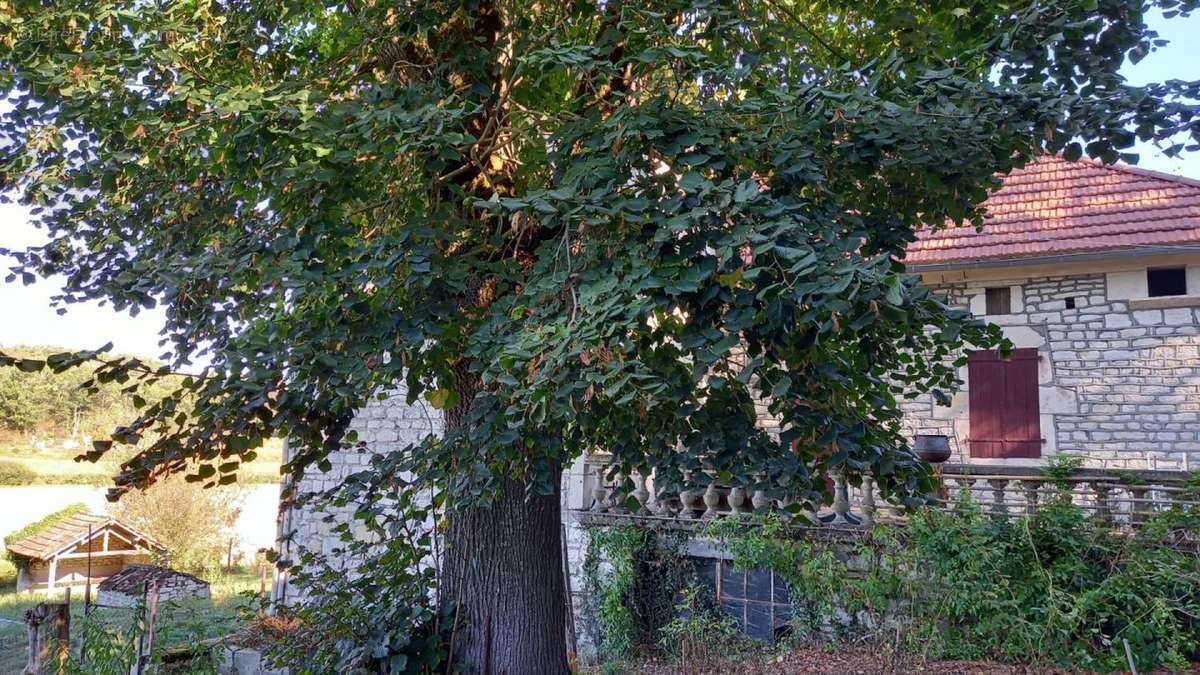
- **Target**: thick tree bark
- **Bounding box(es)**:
[442,469,569,674]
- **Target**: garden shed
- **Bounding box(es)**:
[97,563,210,608]
[5,512,165,593]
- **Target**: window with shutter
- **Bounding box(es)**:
[967,348,1041,458]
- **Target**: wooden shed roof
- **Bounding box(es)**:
[5,513,164,561]
[97,564,209,594]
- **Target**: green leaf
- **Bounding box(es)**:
[427,388,459,410]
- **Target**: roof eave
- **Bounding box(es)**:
[906,245,1200,273]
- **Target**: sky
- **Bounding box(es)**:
[1,11,1199,362]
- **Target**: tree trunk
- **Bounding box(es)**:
[442,470,569,674]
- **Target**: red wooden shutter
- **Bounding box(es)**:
[967,348,1041,458]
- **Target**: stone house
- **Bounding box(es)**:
[902,156,1200,470]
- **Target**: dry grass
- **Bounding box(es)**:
[0,440,283,486]
[596,645,1200,674]
[0,569,260,673]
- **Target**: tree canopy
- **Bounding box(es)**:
[2,0,1198,505]
[5,0,1200,669]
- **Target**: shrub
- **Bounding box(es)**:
[707,492,1200,673]
[262,485,448,674]
[0,557,17,587]
[658,582,750,665]
[0,458,36,485]
[581,525,693,660]
[108,474,243,577]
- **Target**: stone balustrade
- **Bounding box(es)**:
[940,463,1198,529]
[577,453,886,530]
[575,454,1197,532]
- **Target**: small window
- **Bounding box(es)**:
[985,287,1012,315]
[1147,267,1187,297]
[1065,297,1076,310]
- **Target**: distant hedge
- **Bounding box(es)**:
[0,459,279,487]
[0,459,36,486]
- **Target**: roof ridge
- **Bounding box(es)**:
[1066,154,1200,190]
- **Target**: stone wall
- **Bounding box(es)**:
[901,269,1200,470]
[272,387,443,604]
[272,388,596,655]
[96,564,211,608]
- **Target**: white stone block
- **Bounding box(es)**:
[1132,309,1163,325]
[1164,308,1195,324]
[1106,269,1145,300]
[1104,313,1132,329]
[1039,386,1079,414]
[1000,325,1046,348]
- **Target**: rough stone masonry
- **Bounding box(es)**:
[900,270,1200,470]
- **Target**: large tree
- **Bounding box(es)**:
[2,0,1198,671]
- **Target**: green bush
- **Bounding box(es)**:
[581,525,693,660]
[0,557,17,588]
[0,458,36,485]
[707,493,1200,673]
[658,582,750,663]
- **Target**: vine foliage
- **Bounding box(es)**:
[707,493,1200,673]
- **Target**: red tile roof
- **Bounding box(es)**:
[906,155,1200,266]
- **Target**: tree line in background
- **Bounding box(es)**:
[0,345,178,441]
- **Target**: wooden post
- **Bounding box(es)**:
[81,527,91,666]
[46,556,57,593]
[133,582,147,675]
[55,588,70,675]
[25,607,43,675]
[23,596,70,675]
[259,564,268,618]
[144,581,160,669]
[84,525,93,616]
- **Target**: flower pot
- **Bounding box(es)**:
[914,434,952,464]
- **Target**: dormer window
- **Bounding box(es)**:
[1147,267,1187,297]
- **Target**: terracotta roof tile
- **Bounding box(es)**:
[906,156,1200,266]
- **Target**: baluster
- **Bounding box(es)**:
[632,473,650,515]
[1129,486,1149,528]
[610,473,627,514]
[592,478,610,513]
[728,486,749,515]
[988,479,1009,517]
[751,488,771,514]
[678,471,702,519]
[860,474,877,529]
[1021,479,1042,516]
[951,477,975,505]
[702,483,722,519]
[825,471,860,526]
[1091,481,1112,525]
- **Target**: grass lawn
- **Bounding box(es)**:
[0,439,283,486]
[0,569,262,672]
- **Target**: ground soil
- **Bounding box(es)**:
[618,647,1200,674]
